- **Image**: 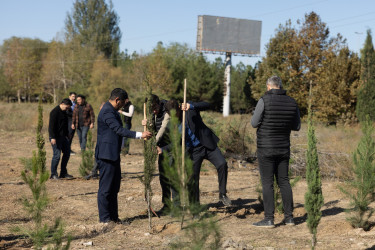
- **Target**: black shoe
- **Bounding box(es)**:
[70,150,76,155]
[50,174,59,180]
[283,217,295,226]
[219,194,232,206]
[252,219,275,228]
[59,173,73,179]
[92,173,99,179]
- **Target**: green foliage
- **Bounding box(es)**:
[15,98,70,249]
[65,0,121,65]
[170,217,221,250]
[162,110,193,221]
[304,104,324,249]
[230,62,256,113]
[356,29,375,122]
[339,116,375,231]
[140,83,157,230]
[79,129,95,176]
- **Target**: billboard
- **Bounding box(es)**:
[196,15,262,55]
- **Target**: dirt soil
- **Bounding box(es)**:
[0,130,375,250]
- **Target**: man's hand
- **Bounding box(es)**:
[141,131,152,139]
[71,124,75,130]
[51,139,56,145]
[181,103,190,111]
[90,123,94,129]
[156,146,162,155]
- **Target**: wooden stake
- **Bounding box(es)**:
[181,78,187,228]
[143,102,147,140]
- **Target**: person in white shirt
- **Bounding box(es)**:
[119,99,134,155]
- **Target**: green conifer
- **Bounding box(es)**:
[15,97,70,249]
[339,115,375,230]
[304,96,324,249]
[79,130,95,176]
[140,83,157,230]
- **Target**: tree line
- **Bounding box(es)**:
[0,0,374,123]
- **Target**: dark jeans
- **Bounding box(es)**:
[97,158,121,222]
[50,136,70,177]
[257,148,293,220]
[67,118,75,149]
[77,126,89,150]
[121,123,131,153]
[188,144,228,204]
[158,150,178,207]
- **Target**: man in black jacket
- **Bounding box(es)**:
[181,101,232,207]
[251,75,300,228]
[49,98,73,179]
[66,92,76,155]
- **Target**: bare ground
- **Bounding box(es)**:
[0,130,375,249]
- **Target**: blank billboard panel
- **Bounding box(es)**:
[196,15,262,55]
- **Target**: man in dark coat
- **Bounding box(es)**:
[181,101,232,207]
[48,98,73,179]
[251,75,301,228]
[95,88,151,223]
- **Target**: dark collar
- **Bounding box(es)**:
[265,89,286,95]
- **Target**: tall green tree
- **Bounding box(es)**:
[187,53,222,110]
[304,88,324,249]
[356,29,375,122]
[230,62,255,113]
[65,0,121,65]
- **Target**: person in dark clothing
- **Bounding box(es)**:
[181,101,232,207]
[72,94,95,151]
[119,99,134,155]
[49,98,73,179]
[251,75,301,228]
[66,92,77,155]
[96,88,151,223]
[142,95,178,215]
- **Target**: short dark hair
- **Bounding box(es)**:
[69,92,77,96]
[61,98,72,106]
[77,94,86,100]
[166,99,181,119]
[110,88,128,101]
[150,94,160,111]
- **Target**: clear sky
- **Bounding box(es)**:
[0,0,374,67]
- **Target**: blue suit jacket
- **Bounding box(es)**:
[186,101,219,151]
[95,102,136,162]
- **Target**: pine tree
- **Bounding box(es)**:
[140,83,157,230]
[162,109,193,227]
[356,29,375,122]
[339,115,375,231]
[15,97,70,249]
[65,0,121,65]
[304,88,324,249]
[79,129,95,176]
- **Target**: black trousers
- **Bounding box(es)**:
[158,150,178,207]
[257,148,293,220]
[188,144,228,204]
[67,118,75,148]
[97,158,121,222]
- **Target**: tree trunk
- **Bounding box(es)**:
[147,189,152,230]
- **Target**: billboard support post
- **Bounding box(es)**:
[223,52,231,117]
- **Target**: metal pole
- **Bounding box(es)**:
[223,52,232,117]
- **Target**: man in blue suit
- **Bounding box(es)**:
[96,88,151,223]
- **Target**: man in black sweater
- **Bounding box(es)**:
[251,76,300,228]
[49,98,73,179]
